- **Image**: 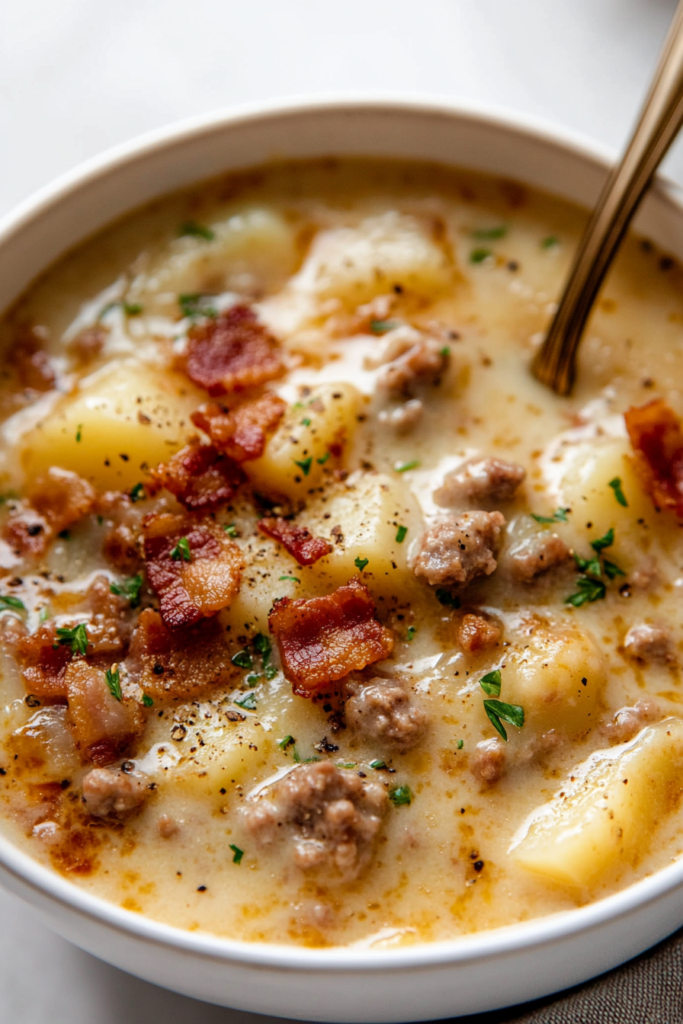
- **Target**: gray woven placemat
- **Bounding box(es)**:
[456,926,683,1024]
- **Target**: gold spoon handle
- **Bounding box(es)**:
[532,1,683,395]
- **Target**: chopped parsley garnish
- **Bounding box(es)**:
[278,735,295,752]
[141,693,154,707]
[457,740,464,750]
[470,248,492,264]
[0,595,25,611]
[110,574,143,608]
[609,477,628,507]
[573,553,602,577]
[179,220,215,241]
[129,482,145,503]
[170,537,191,562]
[301,417,312,427]
[39,606,50,623]
[178,293,217,319]
[337,762,357,769]
[229,844,244,865]
[604,559,626,580]
[439,346,451,357]
[406,625,417,642]
[369,318,399,334]
[54,623,88,656]
[541,235,560,249]
[294,456,313,476]
[279,574,300,583]
[317,452,330,465]
[479,669,502,697]
[224,523,238,537]
[263,664,278,680]
[234,691,257,711]
[472,225,507,240]
[395,459,420,473]
[370,759,387,770]
[565,575,606,607]
[123,302,143,316]
[590,528,614,553]
[354,556,369,572]
[530,507,569,525]
[395,525,408,544]
[231,650,253,670]
[75,424,83,443]
[435,588,460,608]
[253,634,271,658]
[246,673,262,686]
[389,785,413,806]
[105,667,122,703]
[483,699,525,742]
[292,748,320,764]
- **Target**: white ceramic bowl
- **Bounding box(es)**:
[1,98,683,1022]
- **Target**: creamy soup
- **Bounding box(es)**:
[0,159,682,949]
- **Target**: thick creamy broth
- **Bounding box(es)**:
[0,159,683,948]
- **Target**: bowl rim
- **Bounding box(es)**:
[1,93,683,973]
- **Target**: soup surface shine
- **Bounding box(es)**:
[0,160,682,949]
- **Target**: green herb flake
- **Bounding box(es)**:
[406,625,417,642]
[75,424,83,443]
[472,225,507,240]
[354,557,369,572]
[0,595,25,611]
[229,844,244,865]
[294,456,313,476]
[110,574,143,609]
[123,302,142,316]
[253,634,271,657]
[141,693,154,707]
[604,559,626,580]
[170,537,191,562]
[279,574,300,583]
[573,553,602,577]
[369,319,399,334]
[231,650,253,670]
[609,477,628,507]
[470,248,492,264]
[590,528,614,553]
[479,669,502,697]
[565,575,607,607]
[457,739,464,750]
[263,664,278,680]
[234,691,257,711]
[389,784,413,806]
[394,459,420,473]
[301,417,312,427]
[370,759,387,770]
[55,623,89,656]
[541,235,560,249]
[337,762,357,769]
[483,698,525,742]
[530,507,570,525]
[278,735,295,752]
[435,588,460,609]
[179,220,216,242]
[129,482,145,503]
[439,346,451,357]
[246,673,262,686]
[317,452,331,465]
[223,523,238,537]
[395,525,408,544]
[105,666,122,703]
[178,293,217,320]
[39,606,49,623]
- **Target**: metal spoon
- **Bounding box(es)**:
[532,1,683,395]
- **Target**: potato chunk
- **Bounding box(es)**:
[20,361,201,490]
[244,382,362,501]
[510,718,683,887]
[501,626,603,740]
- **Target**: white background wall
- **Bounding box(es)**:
[0,1,679,1020]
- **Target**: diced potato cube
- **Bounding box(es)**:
[128,207,300,316]
[510,717,683,887]
[20,361,201,491]
[501,626,603,741]
[293,212,456,307]
[244,382,363,501]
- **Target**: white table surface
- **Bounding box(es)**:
[0,1,680,1020]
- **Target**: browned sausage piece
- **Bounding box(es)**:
[345,676,427,752]
[434,457,526,508]
[507,533,570,582]
[414,511,505,587]
[470,738,507,783]
[243,761,388,881]
[623,624,675,664]
[82,767,147,818]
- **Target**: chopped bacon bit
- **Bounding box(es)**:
[191,391,286,462]
[16,624,72,700]
[4,468,96,558]
[125,608,238,700]
[65,661,144,766]
[258,517,332,566]
[182,305,284,396]
[147,439,245,512]
[143,512,243,629]
[625,399,683,516]
[15,325,56,392]
[268,577,394,696]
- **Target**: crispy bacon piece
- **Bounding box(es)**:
[258,517,332,566]
[142,513,243,629]
[126,608,237,700]
[16,624,72,700]
[65,661,145,766]
[191,391,286,462]
[625,399,683,516]
[147,439,245,512]
[5,468,96,558]
[268,577,394,696]
[183,305,284,396]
